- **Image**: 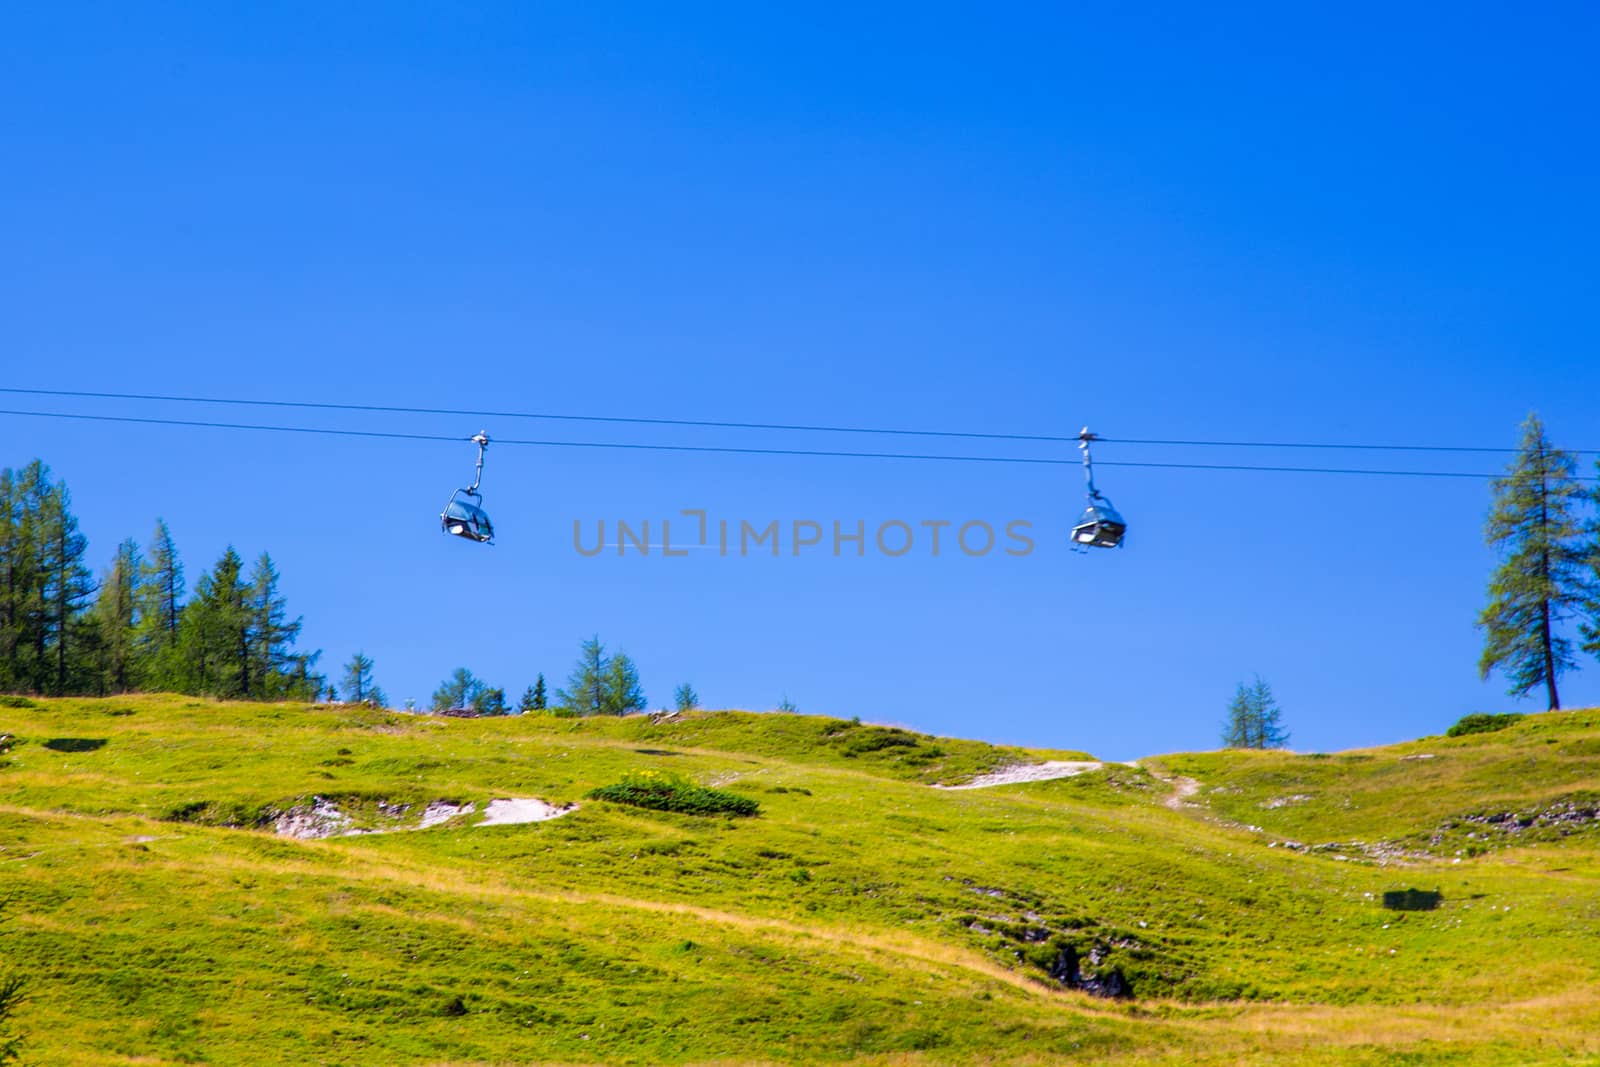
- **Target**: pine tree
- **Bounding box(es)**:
[557,637,608,716]
[674,682,699,712]
[1221,676,1288,749]
[432,667,483,711]
[602,652,646,715]
[92,539,143,693]
[180,548,250,698]
[1478,414,1591,710]
[519,674,549,712]
[136,519,185,690]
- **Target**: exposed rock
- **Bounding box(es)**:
[274,796,350,839]
[1049,944,1133,999]
[478,798,577,826]
[936,761,1105,790]
[419,801,476,829]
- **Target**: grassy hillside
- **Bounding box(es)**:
[3,696,1600,1065]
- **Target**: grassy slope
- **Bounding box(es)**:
[0,696,1598,1065]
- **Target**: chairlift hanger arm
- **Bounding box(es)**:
[1078,426,1103,500]
[468,431,489,493]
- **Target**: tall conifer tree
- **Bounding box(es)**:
[247,552,301,698]
[1478,414,1590,710]
[557,637,608,715]
[0,468,27,692]
[18,463,94,695]
[602,652,646,715]
[1221,676,1288,749]
[181,548,250,698]
[92,539,143,693]
[136,519,185,689]
[341,651,383,704]
[1583,458,1600,664]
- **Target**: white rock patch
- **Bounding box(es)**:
[419,801,476,829]
[274,796,351,839]
[935,761,1107,790]
[477,798,577,826]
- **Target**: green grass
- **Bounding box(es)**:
[2,696,1600,1064]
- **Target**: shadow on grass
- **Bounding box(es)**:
[1382,888,1443,911]
[43,737,108,753]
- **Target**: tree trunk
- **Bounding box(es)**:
[1542,598,1560,710]
[1538,466,1560,711]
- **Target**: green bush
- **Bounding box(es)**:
[1447,712,1525,738]
[588,770,760,817]
[839,727,921,757]
[0,696,35,709]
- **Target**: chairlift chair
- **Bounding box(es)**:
[441,431,495,544]
[1072,427,1127,550]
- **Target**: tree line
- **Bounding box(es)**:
[0,462,710,718]
[414,636,688,716]
[0,461,325,700]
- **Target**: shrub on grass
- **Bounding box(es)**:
[838,727,921,757]
[1446,712,1525,738]
[587,770,760,817]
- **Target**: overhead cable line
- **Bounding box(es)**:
[6,407,1592,481]
[4,386,1592,455]
[0,386,1065,444]
[0,408,463,444]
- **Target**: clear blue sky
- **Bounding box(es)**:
[3,4,1598,759]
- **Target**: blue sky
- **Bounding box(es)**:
[3,4,1598,759]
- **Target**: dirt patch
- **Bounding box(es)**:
[1162,776,1201,810]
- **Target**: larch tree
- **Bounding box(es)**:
[341,651,378,703]
[557,636,608,716]
[432,667,483,711]
[1478,414,1591,710]
[602,651,646,715]
[1583,457,1600,665]
[472,686,509,716]
[1221,676,1288,749]
[673,682,699,712]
